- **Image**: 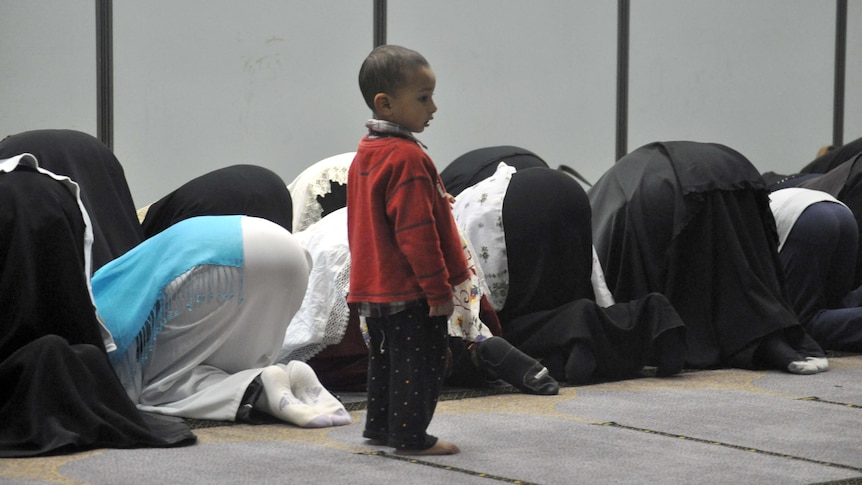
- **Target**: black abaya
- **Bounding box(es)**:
[0,157,194,457]
[589,141,824,369]
[450,153,686,384]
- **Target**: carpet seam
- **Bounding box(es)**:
[598,421,862,474]
[363,450,542,484]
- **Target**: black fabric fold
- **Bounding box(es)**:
[0,336,195,457]
[502,294,686,383]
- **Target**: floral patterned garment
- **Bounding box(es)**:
[451,162,515,311]
[449,234,494,342]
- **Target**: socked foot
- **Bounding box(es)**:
[806,356,829,372]
[786,356,829,375]
[257,363,352,427]
[473,337,559,395]
[395,439,460,456]
[787,360,819,375]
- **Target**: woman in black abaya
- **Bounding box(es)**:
[446,148,687,385]
[588,141,827,374]
[0,151,194,457]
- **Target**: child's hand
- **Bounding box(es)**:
[429,300,455,317]
[445,192,456,204]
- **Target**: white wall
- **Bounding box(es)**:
[629,0,835,171]
[388,0,618,186]
[112,1,372,206]
[1,1,859,206]
[0,1,96,135]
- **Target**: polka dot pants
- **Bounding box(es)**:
[362,304,448,450]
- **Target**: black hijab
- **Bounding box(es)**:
[142,164,293,237]
[0,129,144,271]
[440,145,548,197]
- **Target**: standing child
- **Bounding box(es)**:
[347,45,469,456]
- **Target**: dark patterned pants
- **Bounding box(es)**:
[362,304,448,450]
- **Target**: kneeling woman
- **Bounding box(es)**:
[770,187,862,352]
[589,141,827,374]
[447,153,687,385]
[94,214,351,427]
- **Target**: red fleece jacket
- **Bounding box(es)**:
[347,136,469,307]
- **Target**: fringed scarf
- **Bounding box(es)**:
[92,215,245,366]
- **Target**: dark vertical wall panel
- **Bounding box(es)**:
[834,0,847,147]
[374,0,387,47]
[616,0,630,160]
[96,0,113,149]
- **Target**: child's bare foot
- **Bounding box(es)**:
[395,439,460,456]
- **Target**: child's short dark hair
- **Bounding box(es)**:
[358,45,430,112]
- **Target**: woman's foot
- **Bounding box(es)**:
[473,337,559,395]
[787,360,820,375]
[806,356,829,372]
[395,439,461,456]
[257,362,352,427]
[787,356,829,375]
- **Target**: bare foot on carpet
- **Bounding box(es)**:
[395,439,460,456]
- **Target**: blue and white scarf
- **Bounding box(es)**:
[92,215,245,365]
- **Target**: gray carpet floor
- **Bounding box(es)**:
[2,354,861,485]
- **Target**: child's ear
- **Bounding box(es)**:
[373,93,391,114]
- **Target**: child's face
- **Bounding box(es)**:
[384,65,437,133]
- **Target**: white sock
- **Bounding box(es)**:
[806,356,829,372]
[282,361,352,427]
[787,360,819,375]
[259,362,351,427]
